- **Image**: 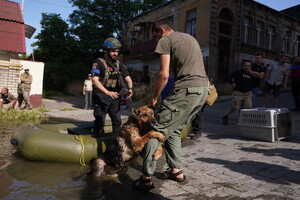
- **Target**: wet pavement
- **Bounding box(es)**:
[39,92,300,199]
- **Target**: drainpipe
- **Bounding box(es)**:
[237,0,243,69]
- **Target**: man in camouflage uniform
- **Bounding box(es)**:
[20,68,33,109]
[91,37,133,135]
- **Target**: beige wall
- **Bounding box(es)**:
[178,0,211,47]
[123,0,300,82]
[241,0,300,60]
[123,1,177,48]
[0,60,22,96]
[0,59,45,107]
[18,60,44,96]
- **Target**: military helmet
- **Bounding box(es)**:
[103,37,121,49]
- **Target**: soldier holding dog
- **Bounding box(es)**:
[91,37,133,135]
[133,19,208,191]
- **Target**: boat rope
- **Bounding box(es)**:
[74,135,87,166]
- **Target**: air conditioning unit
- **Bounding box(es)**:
[238,108,292,142]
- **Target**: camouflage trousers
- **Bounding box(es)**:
[141,86,208,176]
[20,88,32,109]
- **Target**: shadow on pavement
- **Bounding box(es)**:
[80,174,172,200]
[240,147,300,161]
[196,157,300,185]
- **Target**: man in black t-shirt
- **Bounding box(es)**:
[222,61,254,125]
[250,54,266,107]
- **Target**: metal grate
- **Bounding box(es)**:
[240,113,267,125]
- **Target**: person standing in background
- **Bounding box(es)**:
[20,68,33,110]
[250,54,266,107]
[263,55,290,108]
[83,74,93,109]
[291,56,300,111]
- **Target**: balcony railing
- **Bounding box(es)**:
[129,39,158,56]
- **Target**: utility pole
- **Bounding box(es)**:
[21,0,24,14]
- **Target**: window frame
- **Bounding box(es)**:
[296,34,300,56]
[185,9,197,37]
[283,30,292,55]
[267,24,276,50]
[242,15,252,44]
[256,20,265,48]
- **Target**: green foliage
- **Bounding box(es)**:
[43,61,87,91]
[0,108,48,121]
[60,108,77,111]
[32,1,169,93]
[32,13,91,91]
[33,13,78,63]
[139,0,168,12]
[68,0,168,53]
[18,54,30,60]
[131,91,151,104]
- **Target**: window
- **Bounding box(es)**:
[296,35,300,56]
[218,9,233,36]
[256,20,264,47]
[219,23,232,35]
[268,25,276,50]
[284,30,292,54]
[219,9,233,21]
[242,16,252,44]
[130,31,137,45]
[186,9,197,37]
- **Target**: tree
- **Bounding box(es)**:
[139,0,168,12]
[68,0,168,54]
[32,13,87,92]
[31,1,169,93]
[32,13,78,63]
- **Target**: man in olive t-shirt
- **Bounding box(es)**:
[133,19,208,191]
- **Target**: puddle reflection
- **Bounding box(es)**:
[0,119,162,200]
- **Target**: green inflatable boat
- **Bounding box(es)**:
[11,121,190,165]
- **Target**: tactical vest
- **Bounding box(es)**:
[97,58,121,89]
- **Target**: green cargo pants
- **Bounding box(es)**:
[141,86,208,176]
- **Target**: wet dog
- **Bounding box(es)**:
[89,105,164,177]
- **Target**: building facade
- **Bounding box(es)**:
[122,0,300,82]
[0,0,43,107]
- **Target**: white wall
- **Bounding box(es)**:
[18,60,44,95]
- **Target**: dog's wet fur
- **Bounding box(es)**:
[88,105,164,177]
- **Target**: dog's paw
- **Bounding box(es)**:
[89,158,106,177]
[156,133,164,142]
[148,131,164,142]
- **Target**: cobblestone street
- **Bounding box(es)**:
[42,91,300,199]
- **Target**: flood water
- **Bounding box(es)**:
[0,119,163,200]
[0,120,85,200]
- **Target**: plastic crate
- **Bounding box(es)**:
[238,108,292,142]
